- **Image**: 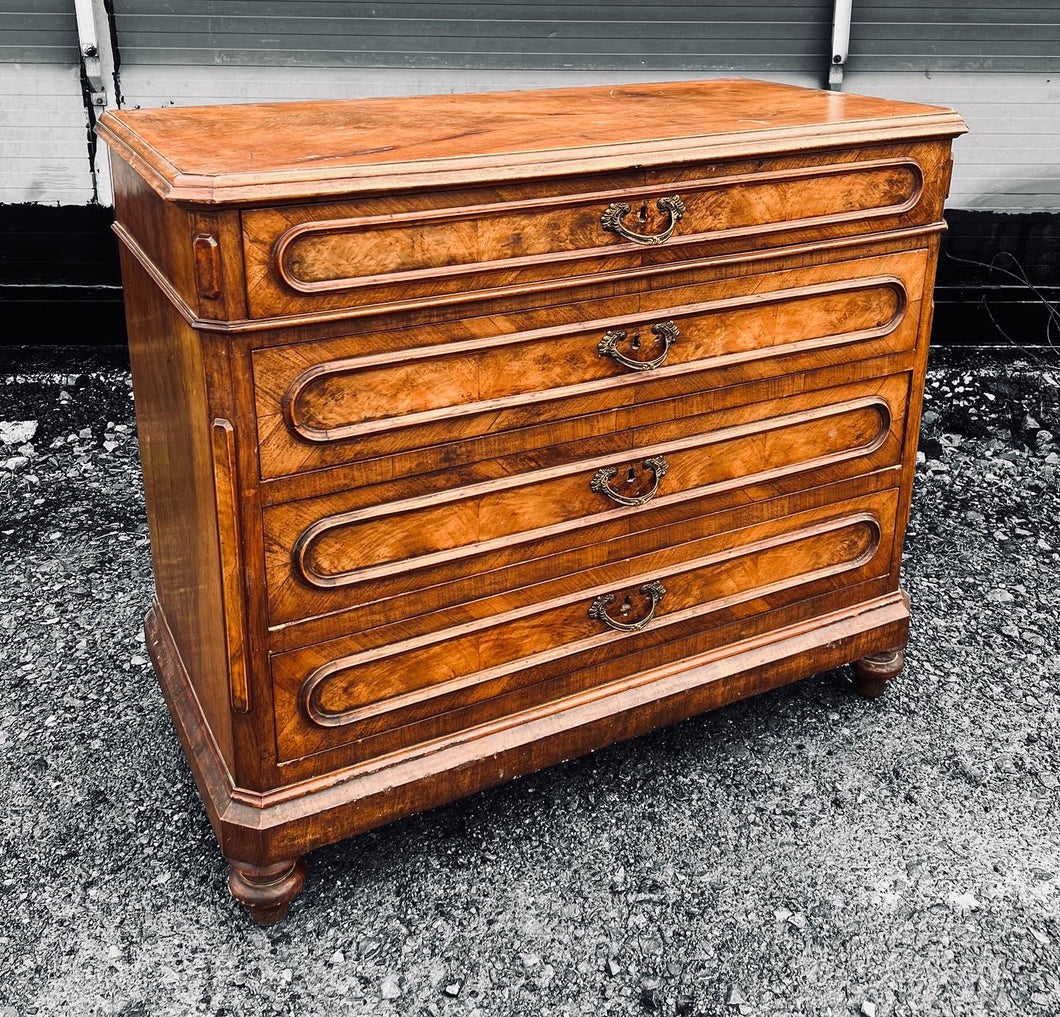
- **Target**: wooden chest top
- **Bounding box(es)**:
[96,78,966,204]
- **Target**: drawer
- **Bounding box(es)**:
[253,248,928,480]
[271,486,901,764]
[263,374,910,634]
[241,141,947,319]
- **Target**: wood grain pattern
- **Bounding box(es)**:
[253,247,926,480]
[262,375,909,634]
[268,468,903,654]
[258,351,917,511]
[210,419,251,714]
[118,250,235,771]
[305,513,883,722]
[272,487,899,763]
[95,78,965,204]
[240,143,948,318]
[279,273,904,443]
[115,223,945,343]
[111,156,198,316]
[100,78,964,922]
[294,401,888,586]
[265,159,920,292]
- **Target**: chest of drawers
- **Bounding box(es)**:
[97,78,965,924]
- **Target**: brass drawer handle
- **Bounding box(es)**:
[590,454,669,507]
[601,195,686,245]
[588,580,667,633]
[598,320,679,372]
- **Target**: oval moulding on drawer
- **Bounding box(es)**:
[252,247,927,480]
[270,487,899,764]
[261,373,909,632]
[240,146,934,318]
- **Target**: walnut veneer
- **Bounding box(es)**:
[97,78,966,924]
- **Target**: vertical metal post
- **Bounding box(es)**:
[829,0,853,90]
[73,0,104,100]
[74,0,119,204]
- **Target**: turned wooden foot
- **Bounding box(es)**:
[852,648,905,699]
[228,857,306,925]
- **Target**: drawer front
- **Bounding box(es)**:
[241,142,946,318]
[271,487,901,764]
[263,374,909,634]
[253,248,927,480]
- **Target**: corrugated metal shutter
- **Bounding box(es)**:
[111,1,833,73]
[849,1,1060,73]
[0,0,79,63]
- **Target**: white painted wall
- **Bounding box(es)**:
[844,71,1060,212]
[0,62,95,205]
[116,65,819,108]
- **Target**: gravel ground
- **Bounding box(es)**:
[1,349,1058,1017]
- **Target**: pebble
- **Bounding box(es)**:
[640,978,663,1011]
[949,891,982,912]
[726,986,747,1006]
[0,420,37,444]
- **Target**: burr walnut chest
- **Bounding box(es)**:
[97,79,965,923]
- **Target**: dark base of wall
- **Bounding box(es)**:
[3,286,126,345]
[1,203,126,356]
[936,209,1060,350]
[2,203,1058,356]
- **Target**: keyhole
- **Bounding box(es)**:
[620,595,633,616]
[638,203,648,227]
[630,332,641,352]
[626,466,637,485]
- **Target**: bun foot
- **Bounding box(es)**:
[852,649,905,699]
[228,857,306,925]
